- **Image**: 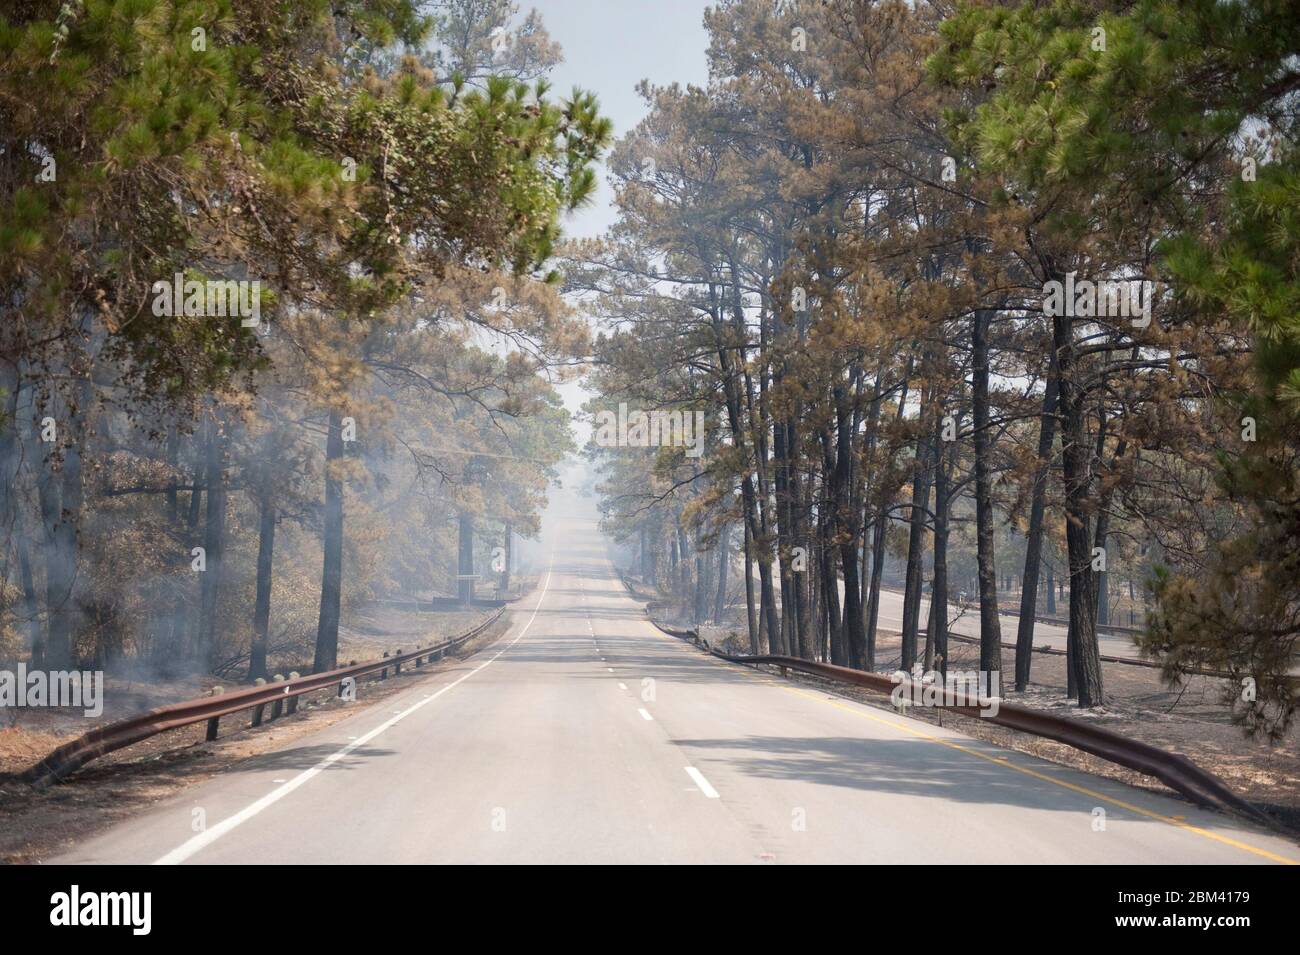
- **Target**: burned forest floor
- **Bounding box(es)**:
[0,590,529,863]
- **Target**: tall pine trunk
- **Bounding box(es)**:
[833,388,865,668]
[1091,440,1125,628]
[197,409,228,670]
[34,387,85,671]
[713,523,729,623]
[250,499,275,682]
[932,430,950,678]
[693,542,709,626]
[313,409,345,673]
[1015,369,1058,690]
[1053,312,1105,707]
[743,520,758,651]
[169,450,205,667]
[864,514,887,669]
[900,426,932,673]
[972,308,1003,677]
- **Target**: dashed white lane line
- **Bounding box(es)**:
[154,562,556,865]
[638,708,654,721]
[618,682,627,690]
[685,766,720,799]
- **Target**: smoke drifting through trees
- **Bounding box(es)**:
[575,0,1299,737]
[2,0,1297,745]
[0,1,608,681]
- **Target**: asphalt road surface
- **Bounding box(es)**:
[57,504,1298,865]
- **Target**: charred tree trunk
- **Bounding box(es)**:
[1091,440,1125,629]
[313,409,345,673]
[676,523,690,613]
[169,450,205,665]
[34,414,75,671]
[900,428,933,674]
[972,308,1003,678]
[932,432,950,679]
[250,499,275,682]
[197,410,230,670]
[864,515,887,670]
[923,586,937,671]
[1,385,42,662]
[1053,312,1104,707]
[864,372,910,670]
[1015,369,1059,691]
[832,387,865,669]
[1094,547,1109,627]
[743,520,758,652]
[821,535,844,665]
[693,542,709,626]
[711,272,778,655]
[750,509,776,650]
[818,422,845,665]
[713,522,729,624]
[790,435,812,659]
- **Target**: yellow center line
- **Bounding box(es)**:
[625,571,1297,864]
[780,684,1297,866]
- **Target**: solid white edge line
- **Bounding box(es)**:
[685,766,720,799]
[153,559,555,865]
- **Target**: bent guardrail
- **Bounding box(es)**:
[18,606,506,789]
[645,619,1271,826]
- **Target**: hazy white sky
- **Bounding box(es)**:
[525,0,711,239]
[521,2,711,450]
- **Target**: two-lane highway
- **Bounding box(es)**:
[55,500,1298,864]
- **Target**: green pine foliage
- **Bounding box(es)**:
[933,0,1300,736]
[1,0,609,417]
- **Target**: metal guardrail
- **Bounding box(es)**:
[640,616,1271,826]
[18,607,507,789]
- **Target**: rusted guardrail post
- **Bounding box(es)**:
[394,649,402,676]
[206,687,224,740]
[286,672,301,714]
[380,651,390,680]
[270,674,285,720]
[251,677,267,727]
